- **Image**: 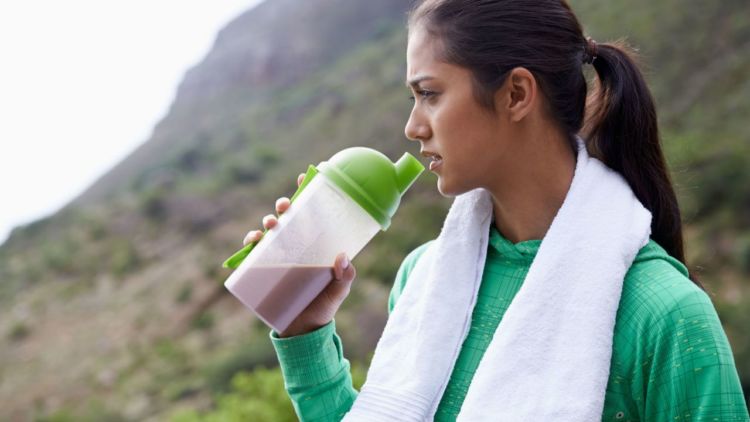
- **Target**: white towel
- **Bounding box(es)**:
[343,137,652,421]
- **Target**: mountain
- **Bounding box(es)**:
[73,0,412,207]
[1,0,748,419]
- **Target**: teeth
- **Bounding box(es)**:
[421,151,442,162]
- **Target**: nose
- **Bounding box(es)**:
[404,107,431,142]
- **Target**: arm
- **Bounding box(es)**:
[270,241,432,421]
[270,320,357,422]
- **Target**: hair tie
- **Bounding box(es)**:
[583,37,598,65]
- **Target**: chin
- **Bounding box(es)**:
[436,177,469,198]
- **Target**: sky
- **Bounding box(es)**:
[0,0,265,244]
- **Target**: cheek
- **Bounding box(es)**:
[431,95,501,191]
[437,149,485,196]
[445,129,501,192]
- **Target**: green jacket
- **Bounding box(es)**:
[270,226,749,421]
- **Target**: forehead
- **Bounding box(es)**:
[406,25,443,79]
[406,26,473,90]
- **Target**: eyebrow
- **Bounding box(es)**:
[406,75,435,89]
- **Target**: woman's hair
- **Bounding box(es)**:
[409,0,702,289]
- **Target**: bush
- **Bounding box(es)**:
[171,367,296,422]
[202,340,276,393]
[175,283,193,304]
[736,235,750,274]
[110,240,140,279]
[8,321,31,342]
[252,144,281,169]
[139,189,167,221]
[34,401,125,422]
[41,241,76,275]
[689,152,750,222]
[172,359,369,422]
[191,312,215,331]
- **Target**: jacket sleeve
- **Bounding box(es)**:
[269,319,357,422]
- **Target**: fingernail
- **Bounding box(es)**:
[342,255,350,269]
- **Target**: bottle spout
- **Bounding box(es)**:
[394,153,425,194]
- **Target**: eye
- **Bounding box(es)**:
[418,89,436,99]
[409,89,437,102]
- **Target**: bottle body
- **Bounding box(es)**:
[224,174,381,333]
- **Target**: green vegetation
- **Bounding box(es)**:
[33,400,126,422]
[169,368,297,422]
[8,321,31,342]
[169,360,368,422]
[191,312,215,331]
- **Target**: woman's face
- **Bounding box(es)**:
[405,25,512,197]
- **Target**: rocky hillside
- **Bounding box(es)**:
[1,0,748,420]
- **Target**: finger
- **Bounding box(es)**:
[243,230,263,246]
[276,197,291,214]
[333,253,350,281]
[297,173,305,187]
[328,255,355,300]
[262,214,278,229]
[341,260,356,283]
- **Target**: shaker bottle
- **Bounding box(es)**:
[222,147,424,333]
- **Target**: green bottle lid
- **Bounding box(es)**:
[318,147,424,230]
[222,148,423,269]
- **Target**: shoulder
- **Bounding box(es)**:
[619,239,714,331]
[615,239,732,365]
[614,241,747,419]
[387,240,435,313]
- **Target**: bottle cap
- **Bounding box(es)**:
[318,147,424,230]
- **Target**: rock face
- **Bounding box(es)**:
[73,0,411,206]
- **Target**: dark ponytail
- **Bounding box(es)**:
[409,0,702,289]
[583,41,701,288]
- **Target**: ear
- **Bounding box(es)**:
[495,67,537,122]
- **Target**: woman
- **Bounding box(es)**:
[244,0,749,420]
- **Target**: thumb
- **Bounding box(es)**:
[329,254,356,292]
[332,253,350,281]
[340,259,356,282]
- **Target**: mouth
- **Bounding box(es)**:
[420,150,443,171]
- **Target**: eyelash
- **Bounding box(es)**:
[409,89,436,102]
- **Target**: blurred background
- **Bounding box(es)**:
[0,0,748,420]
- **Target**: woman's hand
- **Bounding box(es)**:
[242,172,357,338]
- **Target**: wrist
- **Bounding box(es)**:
[278,320,330,338]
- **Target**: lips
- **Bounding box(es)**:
[420,150,443,171]
[429,157,443,171]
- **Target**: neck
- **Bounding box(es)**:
[487,128,576,244]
